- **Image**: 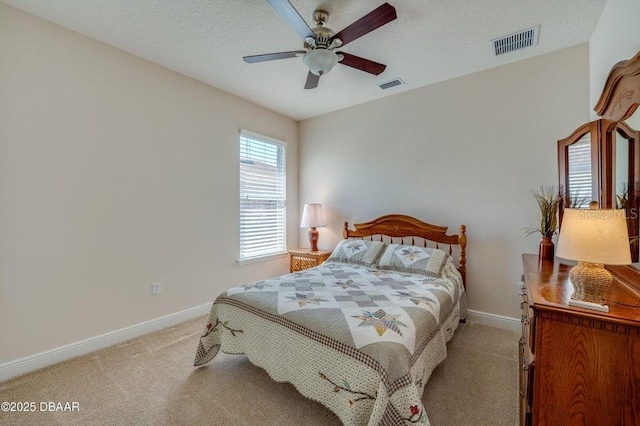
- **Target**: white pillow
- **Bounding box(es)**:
[326,239,386,267]
[377,244,449,277]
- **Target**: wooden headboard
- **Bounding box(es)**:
[342,214,467,287]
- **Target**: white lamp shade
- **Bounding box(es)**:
[300,203,326,228]
[303,49,338,76]
[556,209,631,265]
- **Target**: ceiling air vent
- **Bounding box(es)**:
[492,26,539,56]
[379,78,404,90]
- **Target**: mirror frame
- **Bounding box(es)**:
[593,51,640,291]
[557,121,601,224]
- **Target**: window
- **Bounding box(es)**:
[567,135,592,205]
[239,130,286,261]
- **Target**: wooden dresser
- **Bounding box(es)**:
[520,254,640,426]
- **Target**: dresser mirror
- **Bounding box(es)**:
[622,108,640,269]
[559,51,640,264]
[615,128,630,204]
[558,121,599,211]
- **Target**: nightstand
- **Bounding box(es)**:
[288,248,331,272]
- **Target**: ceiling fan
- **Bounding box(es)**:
[243,0,397,89]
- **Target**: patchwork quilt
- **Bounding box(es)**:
[194,261,466,425]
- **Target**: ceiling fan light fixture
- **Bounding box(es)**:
[303,49,338,76]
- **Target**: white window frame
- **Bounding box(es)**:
[237,130,287,263]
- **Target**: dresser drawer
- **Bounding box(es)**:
[518,334,534,426]
[520,280,536,354]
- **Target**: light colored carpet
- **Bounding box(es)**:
[0,317,519,426]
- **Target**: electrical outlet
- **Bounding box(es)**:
[152,282,161,296]
[516,281,524,295]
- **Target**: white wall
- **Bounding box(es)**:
[589,0,640,116]
[299,45,590,319]
[0,4,298,364]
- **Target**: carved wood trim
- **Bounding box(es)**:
[534,306,640,336]
[594,51,640,121]
[342,214,467,286]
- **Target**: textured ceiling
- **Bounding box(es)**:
[2,0,607,120]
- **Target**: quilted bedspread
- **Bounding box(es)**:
[194,261,466,425]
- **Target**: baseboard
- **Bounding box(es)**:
[466,309,520,332]
[0,302,212,383]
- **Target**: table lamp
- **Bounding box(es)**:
[300,203,326,252]
[556,207,631,312]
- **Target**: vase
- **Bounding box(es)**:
[539,237,555,261]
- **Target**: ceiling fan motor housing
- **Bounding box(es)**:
[304,10,342,50]
[311,27,334,48]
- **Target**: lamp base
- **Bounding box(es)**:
[308,227,319,252]
[568,298,609,313]
[568,261,612,309]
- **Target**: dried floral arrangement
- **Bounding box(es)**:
[523,185,564,239]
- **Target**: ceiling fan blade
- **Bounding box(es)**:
[267,0,315,40]
[338,52,386,75]
[330,3,397,47]
[304,71,320,89]
[243,50,306,63]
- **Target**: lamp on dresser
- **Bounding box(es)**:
[556,207,631,312]
[300,203,326,252]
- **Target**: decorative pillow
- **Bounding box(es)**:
[377,244,449,277]
[326,239,387,267]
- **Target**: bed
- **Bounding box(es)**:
[194,214,467,425]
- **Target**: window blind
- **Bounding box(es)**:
[239,131,286,260]
[567,136,593,205]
